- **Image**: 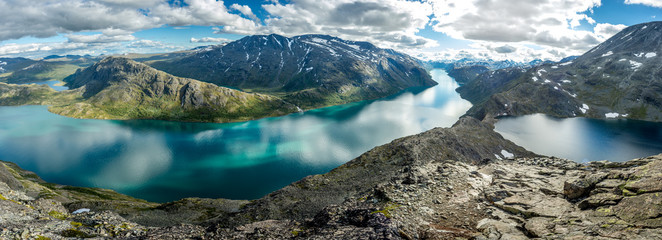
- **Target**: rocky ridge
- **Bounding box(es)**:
[2,117,662,239]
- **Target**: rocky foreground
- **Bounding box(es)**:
[1,118,662,239]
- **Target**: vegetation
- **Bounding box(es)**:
[0,57,300,123]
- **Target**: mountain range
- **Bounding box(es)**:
[0,34,434,122]
[151,34,436,109]
[457,21,662,122]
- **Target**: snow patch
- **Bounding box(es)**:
[537,69,547,76]
[346,43,361,51]
[645,52,657,58]
[642,25,648,30]
[72,208,90,214]
[561,80,572,83]
[554,86,559,90]
[309,37,328,45]
[531,76,538,82]
[494,154,502,160]
[605,112,620,118]
[551,65,558,69]
[629,60,642,70]
[544,79,551,83]
[564,90,577,98]
[580,104,589,114]
[22,64,36,70]
[501,150,514,159]
[560,61,572,66]
[602,51,613,57]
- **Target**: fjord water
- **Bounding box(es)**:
[0,69,471,202]
[495,114,662,163]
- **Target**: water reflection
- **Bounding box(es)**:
[19,80,69,91]
[495,114,662,162]
[0,70,472,202]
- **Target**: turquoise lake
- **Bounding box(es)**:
[4,69,662,202]
[0,69,472,202]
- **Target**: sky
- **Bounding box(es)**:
[0,0,660,62]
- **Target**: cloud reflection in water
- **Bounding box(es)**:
[0,69,472,202]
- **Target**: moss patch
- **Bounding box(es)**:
[61,229,95,238]
[48,210,67,220]
[370,202,400,219]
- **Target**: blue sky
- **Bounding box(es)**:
[0,0,660,61]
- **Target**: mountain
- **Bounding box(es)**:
[446,65,490,85]
[3,117,662,239]
[0,56,96,84]
[427,57,545,71]
[0,57,37,74]
[461,21,662,121]
[151,34,436,109]
[0,82,58,105]
[50,57,298,122]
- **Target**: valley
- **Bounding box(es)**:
[1,3,662,237]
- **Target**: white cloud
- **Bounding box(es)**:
[0,0,257,42]
[66,34,136,43]
[409,41,583,63]
[625,0,662,8]
[493,45,517,54]
[223,0,438,49]
[190,37,231,43]
[594,23,628,39]
[230,3,260,22]
[427,0,605,51]
[0,42,91,57]
[0,39,184,58]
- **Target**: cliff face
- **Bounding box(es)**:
[151,34,436,109]
[53,57,298,122]
[3,117,662,239]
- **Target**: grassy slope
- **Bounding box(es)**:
[0,57,299,123]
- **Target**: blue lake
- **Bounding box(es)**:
[495,114,662,163]
[0,69,472,202]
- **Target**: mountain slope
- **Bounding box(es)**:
[151,34,436,109]
[463,21,662,121]
[51,57,298,122]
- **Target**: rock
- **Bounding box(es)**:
[577,193,623,209]
[564,173,606,200]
